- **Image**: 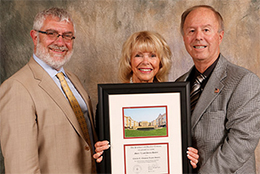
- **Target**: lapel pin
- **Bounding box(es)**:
[214,88,220,93]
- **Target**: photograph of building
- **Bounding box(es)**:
[123,106,167,138]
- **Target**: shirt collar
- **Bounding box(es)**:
[33,54,66,78]
[194,54,220,78]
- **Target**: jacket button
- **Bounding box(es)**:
[85,146,90,151]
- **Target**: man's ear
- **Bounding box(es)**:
[30,30,38,46]
[218,30,224,45]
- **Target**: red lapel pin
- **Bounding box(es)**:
[214,88,220,93]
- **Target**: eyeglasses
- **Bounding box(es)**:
[35,30,75,41]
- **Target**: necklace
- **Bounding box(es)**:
[130,77,133,83]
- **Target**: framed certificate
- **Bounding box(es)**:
[97,82,192,174]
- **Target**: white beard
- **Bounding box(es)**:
[35,39,73,70]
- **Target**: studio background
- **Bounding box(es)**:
[1,0,260,172]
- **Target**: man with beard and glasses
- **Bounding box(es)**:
[0,7,98,173]
[176,5,260,173]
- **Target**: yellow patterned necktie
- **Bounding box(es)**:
[56,72,96,173]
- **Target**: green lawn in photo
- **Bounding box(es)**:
[125,127,167,137]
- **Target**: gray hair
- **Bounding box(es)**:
[33,7,75,31]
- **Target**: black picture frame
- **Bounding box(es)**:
[97,82,192,174]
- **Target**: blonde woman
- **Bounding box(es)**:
[94,31,199,169]
[118,31,172,83]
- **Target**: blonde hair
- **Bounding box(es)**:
[118,31,172,83]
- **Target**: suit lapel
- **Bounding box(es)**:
[176,67,193,82]
[191,55,227,129]
[28,58,86,141]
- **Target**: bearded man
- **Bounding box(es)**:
[0,7,97,173]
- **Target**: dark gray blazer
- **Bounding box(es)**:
[176,54,260,173]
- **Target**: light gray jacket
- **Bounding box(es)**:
[176,54,260,173]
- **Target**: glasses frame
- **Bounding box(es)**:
[35,30,75,41]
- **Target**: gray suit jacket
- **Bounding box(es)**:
[0,57,97,173]
[176,54,260,173]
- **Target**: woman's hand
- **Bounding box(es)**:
[93,140,110,163]
[187,147,199,168]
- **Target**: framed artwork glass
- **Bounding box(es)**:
[97,82,192,174]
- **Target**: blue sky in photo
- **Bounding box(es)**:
[123,107,166,122]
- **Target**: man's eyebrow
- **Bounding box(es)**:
[45,29,74,33]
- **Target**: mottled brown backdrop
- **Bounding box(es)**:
[1,0,260,172]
